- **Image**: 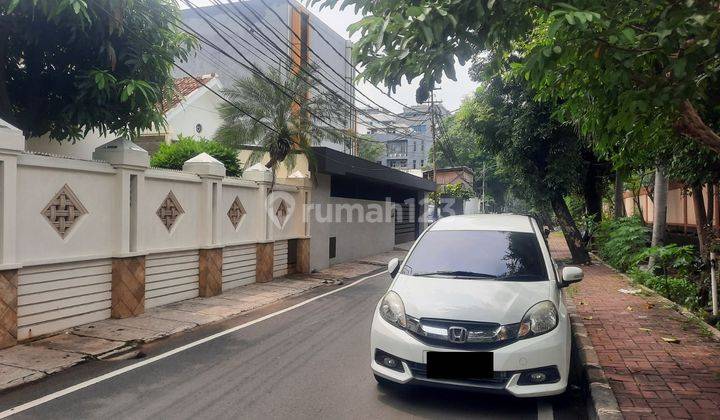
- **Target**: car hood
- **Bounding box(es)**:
[391,274,555,324]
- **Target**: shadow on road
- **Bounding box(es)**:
[375,383,538,419]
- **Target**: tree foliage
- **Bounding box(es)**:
[357,136,384,162]
[150,135,242,177]
[311,0,720,157]
[0,0,195,140]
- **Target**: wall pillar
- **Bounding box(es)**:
[296,238,311,274]
[0,120,24,348]
[256,242,274,282]
[199,247,223,297]
[93,139,150,319]
[111,256,145,318]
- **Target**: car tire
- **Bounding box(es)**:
[373,374,396,388]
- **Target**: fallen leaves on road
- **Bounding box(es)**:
[638,327,652,332]
[583,316,593,320]
[626,306,634,311]
[646,303,655,309]
[662,337,681,344]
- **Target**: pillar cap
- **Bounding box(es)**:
[0,118,24,154]
[183,152,226,178]
[92,137,149,169]
[243,162,273,182]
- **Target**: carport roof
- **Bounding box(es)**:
[311,147,436,192]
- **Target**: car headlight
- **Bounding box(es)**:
[379,291,407,328]
[518,301,558,339]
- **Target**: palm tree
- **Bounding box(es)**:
[215,68,351,173]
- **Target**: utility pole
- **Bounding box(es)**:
[482,162,486,214]
[429,89,439,219]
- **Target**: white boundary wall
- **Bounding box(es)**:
[0,134,310,341]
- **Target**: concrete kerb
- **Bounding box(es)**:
[565,298,623,420]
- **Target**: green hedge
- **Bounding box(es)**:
[150,136,242,177]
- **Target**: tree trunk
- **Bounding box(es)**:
[582,165,603,224]
[614,172,625,219]
[707,183,715,227]
[691,184,710,261]
[648,167,668,271]
[550,193,591,264]
[675,100,720,155]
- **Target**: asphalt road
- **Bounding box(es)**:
[0,271,586,419]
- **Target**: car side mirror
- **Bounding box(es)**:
[561,266,583,287]
[387,257,400,278]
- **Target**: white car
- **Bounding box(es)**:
[370,214,583,397]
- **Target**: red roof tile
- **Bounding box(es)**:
[161,74,216,112]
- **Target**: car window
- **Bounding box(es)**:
[402,230,548,281]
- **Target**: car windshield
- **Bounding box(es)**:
[402,230,548,281]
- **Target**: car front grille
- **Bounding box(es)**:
[405,317,520,350]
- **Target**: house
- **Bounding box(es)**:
[359,104,451,170]
[25,74,224,159]
[423,166,475,191]
[624,183,720,233]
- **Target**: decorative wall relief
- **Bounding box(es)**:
[275,199,288,227]
[156,190,184,231]
[227,196,246,229]
[42,184,88,239]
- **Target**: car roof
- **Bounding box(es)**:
[429,214,536,233]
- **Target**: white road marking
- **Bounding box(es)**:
[0,271,386,418]
[537,400,554,420]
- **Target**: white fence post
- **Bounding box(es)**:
[183,153,226,297]
[0,119,23,348]
[93,138,150,318]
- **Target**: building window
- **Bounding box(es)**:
[413,142,417,152]
[421,159,424,167]
[411,125,427,133]
[329,236,336,259]
[413,160,416,169]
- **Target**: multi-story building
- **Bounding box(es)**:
[359,103,450,170]
[180,0,356,154]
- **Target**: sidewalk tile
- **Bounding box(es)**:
[31,333,125,356]
[0,364,45,391]
[0,345,85,374]
[549,234,720,417]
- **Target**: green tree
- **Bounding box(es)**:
[429,109,508,211]
[150,135,242,177]
[358,137,384,162]
[461,75,591,264]
[0,0,195,140]
[311,0,720,157]
[215,67,350,172]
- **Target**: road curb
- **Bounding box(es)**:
[565,298,623,420]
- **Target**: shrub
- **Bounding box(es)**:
[633,244,698,277]
[628,268,699,310]
[151,135,242,177]
[596,217,649,271]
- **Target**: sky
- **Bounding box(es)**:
[304,3,478,113]
[188,1,479,113]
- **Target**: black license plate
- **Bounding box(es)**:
[426,352,493,380]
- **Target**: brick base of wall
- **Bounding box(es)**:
[111,256,145,319]
[296,238,310,274]
[256,242,274,283]
[0,269,17,349]
[199,248,223,297]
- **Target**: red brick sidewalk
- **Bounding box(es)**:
[549,234,720,419]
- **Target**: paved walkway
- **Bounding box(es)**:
[0,248,406,392]
[549,233,720,419]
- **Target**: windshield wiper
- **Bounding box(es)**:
[412,270,498,278]
[494,273,545,281]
